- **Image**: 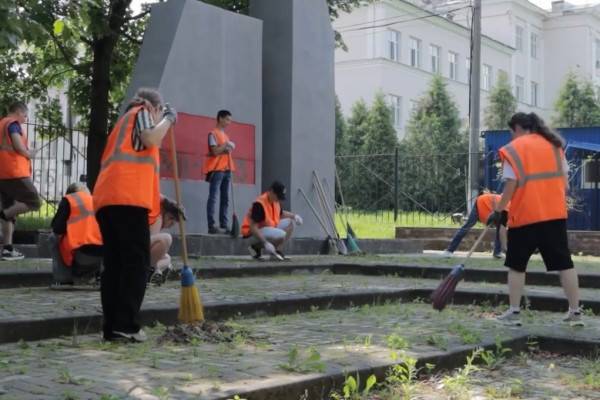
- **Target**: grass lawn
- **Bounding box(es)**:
[335,211,458,239]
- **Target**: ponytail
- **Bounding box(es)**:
[508,112,565,148]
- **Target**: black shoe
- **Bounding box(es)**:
[248,245,262,259]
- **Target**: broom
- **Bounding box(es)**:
[229,155,240,238]
[430,226,489,311]
[168,127,204,323]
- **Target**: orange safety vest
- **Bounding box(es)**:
[475,194,510,224]
[59,191,103,267]
[499,133,567,228]
[202,128,236,174]
[241,192,281,237]
[93,105,160,214]
[0,117,31,179]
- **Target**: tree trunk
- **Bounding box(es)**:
[86,38,114,190]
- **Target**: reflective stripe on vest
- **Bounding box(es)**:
[67,192,95,225]
[100,112,159,173]
[503,143,564,187]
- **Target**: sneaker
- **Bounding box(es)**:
[442,250,453,258]
[149,271,165,286]
[496,310,522,326]
[248,245,262,260]
[208,226,225,235]
[1,249,24,261]
[563,310,585,327]
[111,329,147,343]
[493,252,505,260]
[276,251,291,261]
[269,252,285,262]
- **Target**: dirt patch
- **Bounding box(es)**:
[157,321,260,345]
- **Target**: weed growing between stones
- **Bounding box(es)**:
[279,345,326,373]
[157,321,257,345]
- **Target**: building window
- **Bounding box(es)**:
[410,37,421,68]
[387,95,402,129]
[430,44,440,73]
[386,30,400,61]
[515,75,525,101]
[410,99,419,115]
[516,25,524,52]
[448,52,458,80]
[530,33,538,59]
[466,57,471,82]
[582,159,600,189]
[595,39,600,71]
[531,81,539,107]
[482,64,492,91]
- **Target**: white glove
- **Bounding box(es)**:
[294,214,303,226]
[226,141,236,150]
[263,241,276,255]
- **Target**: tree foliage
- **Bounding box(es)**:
[335,95,347,155]
[484,70,516,130]
[401,75,467,212]
[554,72,600,128]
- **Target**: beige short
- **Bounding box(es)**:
[0,178,41,210]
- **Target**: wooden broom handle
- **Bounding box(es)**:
[169,127,189,265]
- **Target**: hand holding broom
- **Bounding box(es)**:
[168,127,205,323]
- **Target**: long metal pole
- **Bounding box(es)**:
[468,0,482,212]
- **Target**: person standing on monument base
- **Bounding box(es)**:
[0,101,41,261]
[203,110,236,234]
[93,87,177,342]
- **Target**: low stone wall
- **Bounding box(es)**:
[396,227,600,256]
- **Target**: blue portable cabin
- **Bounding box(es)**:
[483,127,600,231]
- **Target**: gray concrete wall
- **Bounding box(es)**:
[251,0,336,238]
[125,0,263,234]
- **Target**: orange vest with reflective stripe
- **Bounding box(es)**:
[241,192,281,237]
[93,106,160,213]
[59,191,103,267]
[475,194,510,223]
[499,133,567,228]
[0,117,31,179]
[202,129,236,174]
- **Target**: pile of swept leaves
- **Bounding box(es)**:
[157,321,257,345]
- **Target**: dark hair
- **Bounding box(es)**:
[508,112,565,148]
[126,87,163,111]
[8,101,27,114]
[217,110,232,121]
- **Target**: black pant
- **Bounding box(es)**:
[96,206,150,337]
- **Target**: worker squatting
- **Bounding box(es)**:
[0,89,584,342]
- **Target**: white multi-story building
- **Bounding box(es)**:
[334,0,600,139]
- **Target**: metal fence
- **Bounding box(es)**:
[335,150,482,227]
[24,122,88,219]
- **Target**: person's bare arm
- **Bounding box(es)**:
[250,221,267,243]
[141,118,172,148]
[281,210,296,219]
[495,179,517,212]
[209,144,230,156]
[10,133,32,159]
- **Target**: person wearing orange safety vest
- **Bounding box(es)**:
[50,182,103,287]
[0,101,41,261]
[488,112,582,327]
[241,181,303,261]
[93,88,177,343]
[444,191,509,259]
[202,110,236,234]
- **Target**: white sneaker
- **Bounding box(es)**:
[563,310,585,327]
[1,249,24,261]
[442,250,453,258]
[112,329,147,343]
[496,310,522,326]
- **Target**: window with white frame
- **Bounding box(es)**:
[410,37,421,68]
[448,52,458,80]
[482,64,492,90]
[386,30,400,61]
[516,25,524,52]
[531,81,539,107]
[595,39,600,72]
[515,75,525,101]
[430,44,440,73]
[387,95,402,129]
[530,33,538,59]
[582,159,600,189]
[466,57,471,82]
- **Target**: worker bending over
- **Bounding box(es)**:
[149,196,186,286]
[50,182,103,287]
[241,181,303,260]
[0,102,41,260]
[489,112,582,327]
[444,191,508,259]
[94,87,176,342]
